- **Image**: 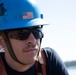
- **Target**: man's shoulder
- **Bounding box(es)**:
[42,47,55,55]
[41,47,55,60]
[41,47,60,61]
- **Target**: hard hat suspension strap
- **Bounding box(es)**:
[1,31,26,65]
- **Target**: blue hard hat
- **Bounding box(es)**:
[0,0,48,30]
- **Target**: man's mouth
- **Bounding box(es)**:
[23,48,37,53]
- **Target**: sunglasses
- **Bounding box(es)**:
[6,27,43,40]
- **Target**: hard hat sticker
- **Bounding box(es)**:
[22,12,34,20]
[0,3,7,16]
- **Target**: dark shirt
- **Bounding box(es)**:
[0,47,69,75]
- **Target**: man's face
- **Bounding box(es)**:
[6,26,43,64]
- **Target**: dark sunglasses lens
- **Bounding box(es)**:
[33,31,43,39]
[19,31,30,40]
[9,30,30,40]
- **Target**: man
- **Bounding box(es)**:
[0,0,69,75]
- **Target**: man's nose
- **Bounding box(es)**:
[26,33,36,45]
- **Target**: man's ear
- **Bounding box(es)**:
[0,35,3,42]
[0,36,5,52]
[0,36,3,50]
[0,36,5,47]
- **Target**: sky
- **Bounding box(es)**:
[36,0,76,62]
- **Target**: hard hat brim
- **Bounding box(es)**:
[0,18,49,30]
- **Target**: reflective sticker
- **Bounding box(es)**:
[22,12,33,19]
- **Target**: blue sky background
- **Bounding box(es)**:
[36,0,76,62]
